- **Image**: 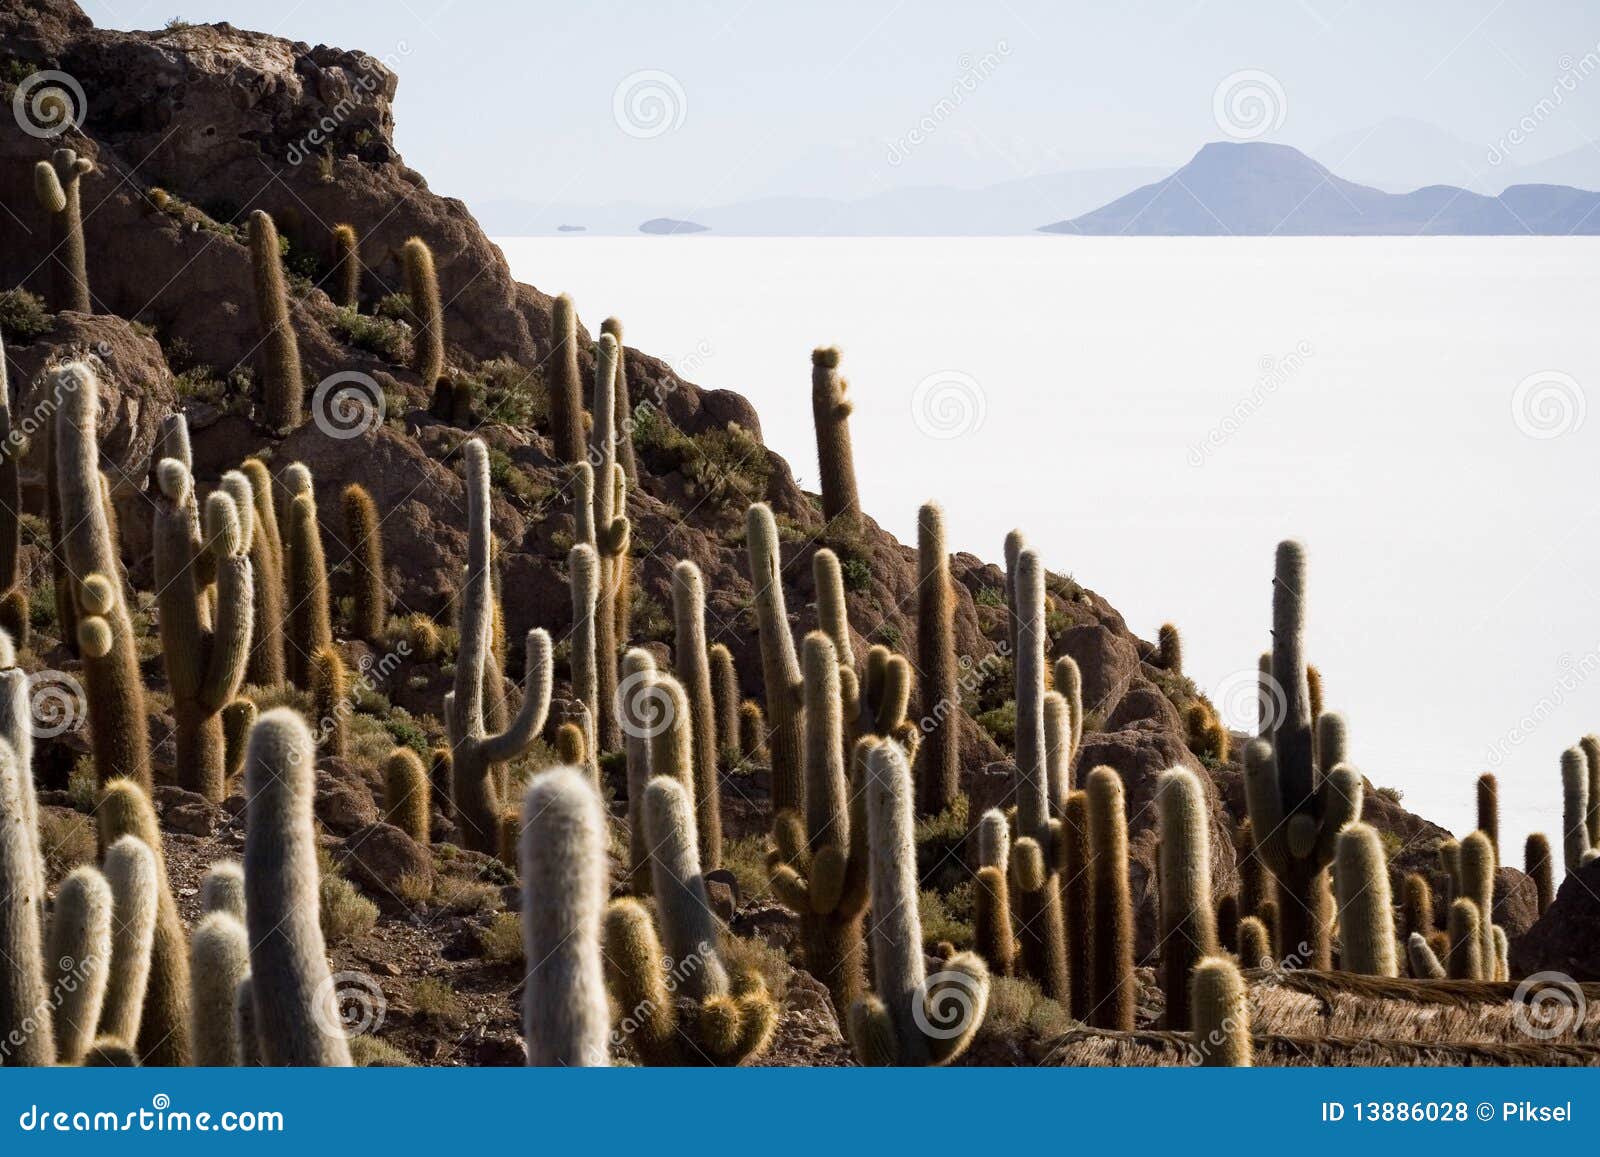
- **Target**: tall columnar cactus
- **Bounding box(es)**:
[569,542,600,762]
[0,332,26,648]
[1459,830,1496,977]
[588,334,629,752]
[383,749,431,846]
[243,708,351,1066]
[709,643,740,769]
[673,560,721,868]
[548,294,585,465]
[234,978,260,1066]
[1009,548,1068,1001]
[47,865,112,1065]
[859,644,913,740]
[1063,788,1094,1014]
[200,861,246,921]
[1333,822,1397,976]
[520,767,611,1066]
[222,699,256,785]
[1400,872,1434,943]
[1159,768,1218,1026]
[330,223,360,309]
[33,147,94,313]
[310,645,348,759]
[96,779,190,1066]
[599,316,638,482]
[98,834,157,1057]
[1476,773,1500,858]
[190,912,250,1066]
[52,363,150,788]
[848,739,989,1066]
[768,634,869,1015]
[812,548,852,662]
[342,483,387,642]
[1406,932,1446,979]
[238,459,287,686]
[1241,542,1363,969]
[155,465,254,801]
[1582,734,1600,849]
[1561,745,1589,875]
[1445,898,1482,981]
[618,647,657,894]
[1044,692,1070,809]
[247,210,303,429]
[810,347,860,526]
[402,236,445,391]
[646,673,693,798]
[447,441,553,852]
[1158,623,1183,674]
[1526,833,1554,915]
[973,807,1015,977]
[284,473,332,691]
[915,501,960,817]
[0,737,50,1065]
[1190,956,1251,1067]
[0,668,42,922]
[1056,655,1083,759]
[1237,916,1271,967]
[746,503,803,812]
[1087,765,1134,1030]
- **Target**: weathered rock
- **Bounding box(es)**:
[1512,859,1600,979]
[341,822,432,898]
[315,768,379,835]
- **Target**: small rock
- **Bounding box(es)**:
[153,785,210,812]
[341,822,433,898]
[704,874,737,922]
[316,771,379,835]
[473,1035,526,1066]
[165,801,217,836]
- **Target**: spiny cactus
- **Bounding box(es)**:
[811,347,860,525]
[588,333,628,751]
[1492,925,1509,981]
[330,223,360,309]
[0,334,24,648]
[1189,956,1250,1067]
[1445,898,1482,981]
[1526,833,1554,915]
[1003,528,1026,663]
[446,441,553,852]
[98,835,157,1057]
[915,501,959,817]
[848,739,989,1065]
[1237,915,1271,967]
[569,541,600,760]
[234,978,260,1066]
[600,316,638,482]
[618,647,657,894]
[972,808,1015,977]
[520,767,611,1066]
[243,708,351,1066]
[82,1038,139,1066]
[1063,788,1094,1014]
[738,700,766,766]
[709,643,740,770]
[1406,931,1446,979]
[554,720,585,767]
[52,363,150,788]
[1476,772,1500,858]
[222,698,256,785]
[1087,765,1134,1030]
[0,669,41,922]
[1158,622,1183,674]
[382,748,431,846]
[200,861,246,921]
[1159,768,1218,1025]
[342,483,387,642]
[1561,745,1589,874]
[247,210,303,429]
[0,737,50,1065]
[768,634,869,1015]
[1009,547,1069,1001]
[284,477,333,691]
[96,779,189,1066]
[155,464,254,801]
[1044,691,1071,809]
[47,865,111,1065]
[190,912,250,1066]
[238,459,286,686]
[673,560,721,868]
[1400,872,1434,943]
[812,548,853,667]
[1057,654,1083,757]
[859,644,913,742]
[1459,830,1496,978]
[310,645,348,759]
[1333,822,1397,976]
[402,236,445,391]
[1582,734,1600,849]
[34,147,94,313]
[746,503,803,812]
[548,294,585,465]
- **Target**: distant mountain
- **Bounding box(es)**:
[1313,117,1505,194]
[638,218,708,235]
[1512,144,1600,194]
[1041,142,1600,235]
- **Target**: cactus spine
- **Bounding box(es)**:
[588,334,630,753]
[812,548,852,668]
[1459,830,1496,978]
[600,316,638,482]
[1406,931,1446,979]
[973,808,1015,977]
[244,709,351,1066]
[402,236,445,391]
[310,645,348,759]
[1159,768,1218,1025]
[1582,733,1600,849]
[34,148,93,313]
[673,560,721,868]
[709,643,740,769]
[383,748,431,846]
[330,223,359,309]
[1333,822,1397,976]
[47,865,112,1065]
[1063,788,1094,1015]
[520,767,611,1066]
[53,363,150,788]
[342,483,387,642]
[0,737,50,1065]
[1476,772,1499,858]
[97,835,157,1056]
[618,647,656,894]
[1561,745,1589,874]
[200,861,246,921]
[1158,622,1183,674]
[548,294,585,465]
[1190,956,1250,1066]
[0,331,25,647]
[1087,765,1134,1029]
[1400,872,1434,943]
[1526,833,1554,914]
[247,211,302,429]
[915,501,960,817]
[810,347,860,526]
[1237,916,1271,967]
[238,459,286,686]
[569,543,600,777]
[190,912,250,1066]
[1445,898,1482,981]
[849,739,989,1065]
[446,441,552,852]
[746,503,803,812]
[284,475,332,690]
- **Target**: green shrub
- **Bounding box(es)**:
[840,556,872,593]
[977,700,1017,747]
[410,978,465,1027]
[320,873,379,943]
[477,357,546,427]
[478,912,523,963]
[331,307,412,363]
[349,1036,413,1066]
[974,586,1006,608]
[0,289,53,342]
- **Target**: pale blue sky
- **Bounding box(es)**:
[81,1,1600,206]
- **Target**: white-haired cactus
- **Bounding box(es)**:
[1562,746,1589,875]
[548,294,584,464]
[200,861,246,922]
[520,767,611,1066]
[1159,768,1218,1025]
[0,737,50,1065]
[446,441,553,852]
[673,560,721,868]
[915,502,960,817]
[810,348,859,525]
[98,835,157,1055]
[283,472,332,691]
[1446,898,1482,981]
[1333,823,1397,976]
[746,503,803,812]
[0,331,25,647]
[190,912,251,1066]
[1460,830,1497,979]
[588,333,629,752]
[1406,931,1446,979]
[618,647,657,894]
[1087,765,1134,1029]
[812,548,853,668]
[973,807,1015,977]
[569,542,599,778]
[1189,956,1251,1067]
[238,459,286,686]
[47,865,111,1065]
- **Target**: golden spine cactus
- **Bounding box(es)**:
[849,739,989,1066]
[1400,872,1434,943]
[97,835,157,1057]
[1561,745,1589,874]
[154,464,254,801]
[1087,765,1134,1030]
[52,363,150,788]
[569,543,600,779]
[0,668,42,921]
[768,634,869,1016]
[709,643,740,770]
[1157,622,1183,674]
[1526,833,1554,915]
[330,223,360,309]
[915,501,960,817]
[446,441,553,852]
[1237,916,1271,967]
[47,865,112,1065]
[1582,734,1600,849]
[1476,772,1499,859]
[222,698,256,785]
[1190,956,1250,1066]
[672,560,721,868]
[383,748,431,845]
[189,912,250,1066]
[284,474,333,691]
[1406,931,1446,979]
[1333,822,1397,976]
[618,647,657,894]
[520,767,611,1066]
[1446,898,1482,981]
[1063,788,1094,1015]
[973,808,1015,977]
[1158,768,1218,1026]
[310,645,349,759]
[34,147,94,312]
[600,316,638,482]
[813,548,853,668]
[238,459,287,686]
[746,503,803,812]
[1459,830,1496,978]
[588,333,628,751]
[402,236,445,391]
[810,347,859,525]
[342,483,387,642]
[548,294,585,465]
[1057,655,1084,758]
[247,210,303,429]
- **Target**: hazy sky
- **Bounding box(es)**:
[82,0,1600,206]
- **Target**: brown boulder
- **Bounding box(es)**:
[1512,859,1600,980]
[341,822,432,898]
[1493,867,1540,940]
[315,768,379,836]
[1057,624,1141,723]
